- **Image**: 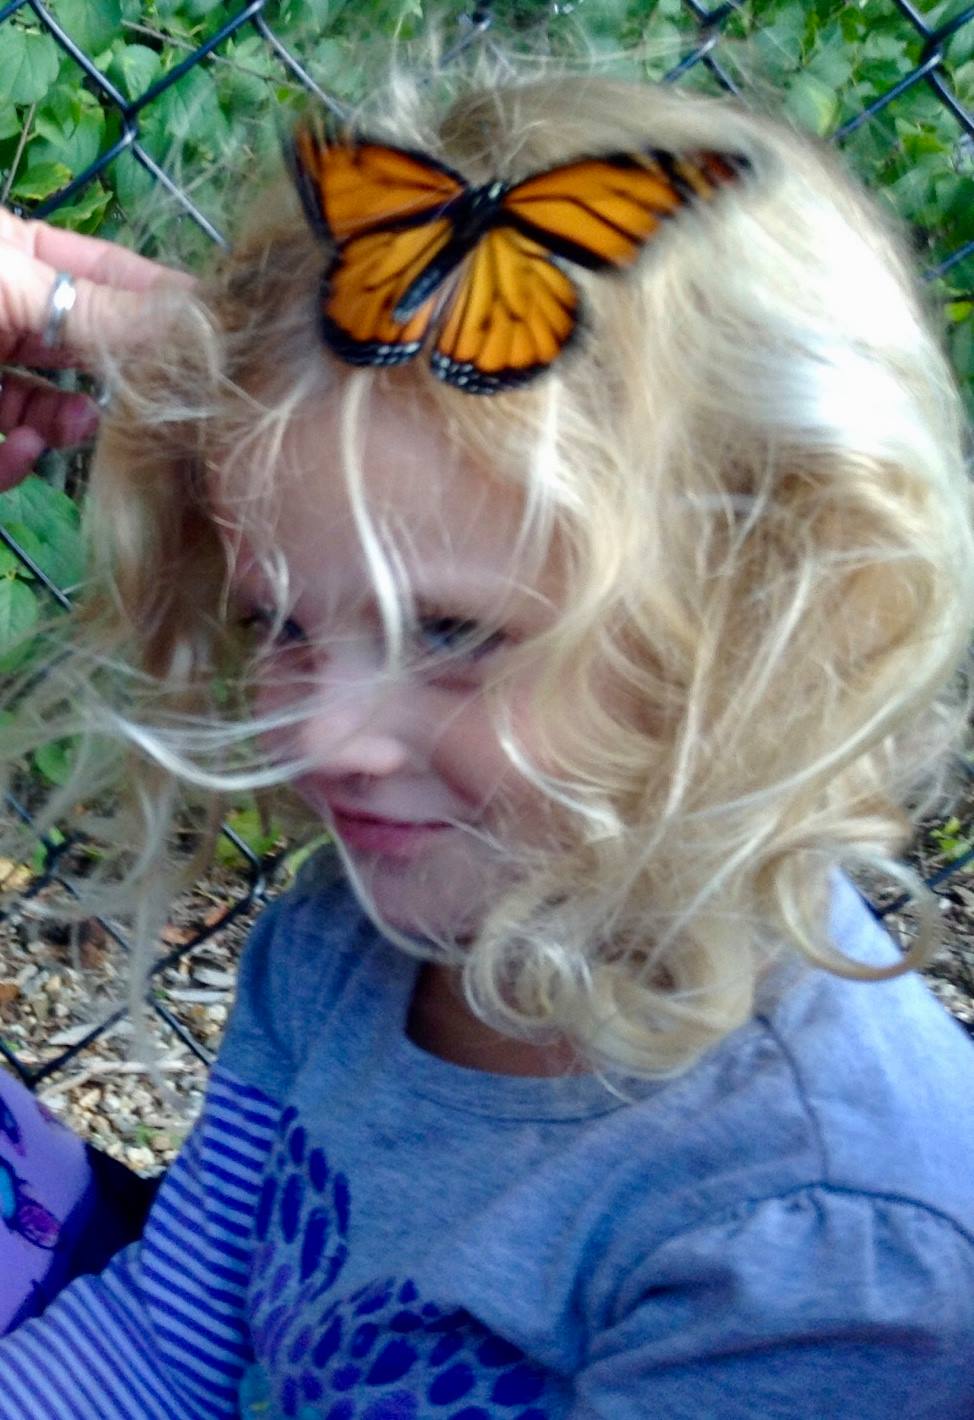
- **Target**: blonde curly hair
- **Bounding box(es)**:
[2,60,972,1079]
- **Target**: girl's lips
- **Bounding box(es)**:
[329,809,451,859]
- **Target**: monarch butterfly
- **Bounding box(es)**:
[290,116,749,396]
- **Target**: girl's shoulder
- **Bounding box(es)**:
[216,847,384,1096]
[710,871,974,1232]
[578,873,974,1261]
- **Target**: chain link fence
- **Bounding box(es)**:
[1,0,972,1097]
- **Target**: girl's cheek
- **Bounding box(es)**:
[250,678,301,762]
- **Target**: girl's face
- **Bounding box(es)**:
[229,393,562,944]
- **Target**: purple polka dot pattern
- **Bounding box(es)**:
[241,1108,557,1419]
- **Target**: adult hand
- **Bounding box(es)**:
[0,209,194,492]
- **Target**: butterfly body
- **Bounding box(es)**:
[291,119,748,394]
[390,179,509,322]
[0,1156,61,1249]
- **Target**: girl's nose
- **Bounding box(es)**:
[294,661,414,779]
[299,708,410,778]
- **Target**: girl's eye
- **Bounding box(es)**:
[238,608,306,646]
[238,607,505,664]
[416,615,506,663]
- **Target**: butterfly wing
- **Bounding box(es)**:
[291,120,475,367]
[432,147,746,393]
[321,219,454,366]
[502,149,747,271]
[291,120,468,242]
[431,227,579,394]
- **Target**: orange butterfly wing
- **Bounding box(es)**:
[291,120,469,366]
[322,219,454,365]
[501,150,746,271]
[292,121,466,241]
[432,228,579,393]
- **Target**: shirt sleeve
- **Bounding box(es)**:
[0,887,303,1420]
[572,1185,974,1420]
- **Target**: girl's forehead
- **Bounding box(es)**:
[280,396,523,556]
[223,394,562,624]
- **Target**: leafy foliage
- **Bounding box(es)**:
[0,475,83,670]
[931,815,974,862]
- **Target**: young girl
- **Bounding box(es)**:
[1,60,973,1419]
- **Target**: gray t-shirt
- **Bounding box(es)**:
[1,860,972,1419]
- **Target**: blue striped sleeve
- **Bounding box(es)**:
[0,1065,281,1420]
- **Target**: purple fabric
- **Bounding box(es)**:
[0,1070,93,1335]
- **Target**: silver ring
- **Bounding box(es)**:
[41,271,77,349]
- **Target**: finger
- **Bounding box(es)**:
[0,426,45,491]
[0,208,192,294]
[0,372,99,447]
[0,246,181,366]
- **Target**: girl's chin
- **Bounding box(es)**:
[353,868,486,943]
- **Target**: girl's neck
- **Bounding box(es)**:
[406,963,589,1077]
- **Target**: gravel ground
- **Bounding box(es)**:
[2,796,972,1178]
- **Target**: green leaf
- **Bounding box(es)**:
[306,37,360,91]
[0,543,25,577]
[141,66,229,158]
[216,806,283,867]
[33,85,82,140]
[215,66,269,112]
[30,96,105,177]
[954,60,974,104]
[750,10,806,79]
[0,26,61,106]
[839,7,865,42]
[11,159,72,202]
[886,157,941,221]
[214,39,277,111]
[896,127,949,160]
[31,521,83,590]
[281,833,332,880]
[0,473,79,535]
[32,736,79,787]
[0,522,44,577]
[223,33,277,75]
[948,318,973,394]
[0,476,83,589]
[108,43,163,102]
[0,579,40,666]
[0,107,21,142]
[46,181,112,233]
[862,31,909,63]
[50,0,123,54]
[108,148,157,212]
[932,173,972,223]
[805,35,854,89]
[945,18,974,65]
[783,73,840,136]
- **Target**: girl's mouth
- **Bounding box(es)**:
[329,809,451,859]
